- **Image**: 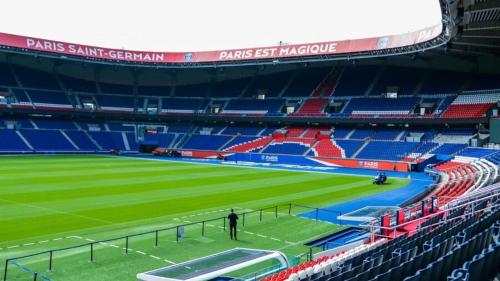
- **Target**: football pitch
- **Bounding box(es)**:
[0,155,409,281]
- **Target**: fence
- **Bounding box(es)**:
[3,203,346,281]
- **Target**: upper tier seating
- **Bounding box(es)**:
[245,72,292,97]
[282,68,329,97]
[370,67,423,95]
[175,83,209,98]
[161,98,208,113]
[182,135,232,150]
[13,66,60,90]
[290,99,328,116]
[356,141,419,161]
[27,90,72,108]
[0,63,18,87]
[138,85,171,96]
[333,65,380,96]
[211,78,250,97]
[419,70,468,94]
[100,82,134,95]
[60,76,98,93]
[441,93,499,118]
[95,95,134,111]
[344,97,419,115]
[0,129,31,151]
[20,129,76,151]
[223,99,284,115]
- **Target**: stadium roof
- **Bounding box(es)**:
[0,0,442,52]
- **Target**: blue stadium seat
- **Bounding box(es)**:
[21,129,76,151]
[0,129,31,151]
[182,135,232,150]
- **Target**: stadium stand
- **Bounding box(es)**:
[182,134,232,150]
[441,93,499,118]
[290,99,328,116]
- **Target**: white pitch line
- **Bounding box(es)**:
[136,251,147,255]
[164,259,176,265]
[23,243,35,246]
[7,245,19,249]
[257,234,267,238]
[270,237,281,241]
[38,240,49,244]
[244,231,255,235]
[150,255,161,260]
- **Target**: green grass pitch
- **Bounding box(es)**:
[0,155,409,281]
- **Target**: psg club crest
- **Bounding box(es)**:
[184,53,193,61]
[377,37,389,49]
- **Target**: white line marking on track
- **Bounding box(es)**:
[136,251,147,255]
[7,245,19,249]
[150,255,161,260]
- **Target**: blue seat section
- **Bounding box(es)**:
[162,98,208,111]
[441,129,476,136]
[199,126,225,134]
[182,135,232,150]
[455,148,498,158]
[221,136,259,150]
[221,126,263,136]
[0,129,31,151]
[34,119,77,130]
[334,66,379,96]
[12,89,31,103]
[413,142,439,154]
[332,128,352,139]
[5,118,35,129]
[175,83,209,97]
[95,95,134,108]
[343,97,419,114]
[282,68,329,97]
[432,143,467,155]
[28,90,71,105]
[107,123,134,132]
[224,99,284,114]
[126,132,139,151]
[21,129,76,151]
[245,72,292,97]
[419,70,468,94]
[60,76,98,93]
[350,128,375,140]
[262,143,310,155]
[212,78,250,97]
[372,129,402,140]
[167,124,192,133]
[143,133,176,147]
[335,140,364,158]
[89,131,126,151]
[13,66,60,90]
[467,74,500,90]
[64,130,99,151]
[0,63,18,86]
[138,85,171,96]
[486,152,500,165]
[357,141,419,160]
[99,82,133,95]
[370,67,424,95]
[259,127,279,136]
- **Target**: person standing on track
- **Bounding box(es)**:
[228,209,239,240]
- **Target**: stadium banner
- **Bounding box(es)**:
[0,24,441,63]
[175,150,409,172]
